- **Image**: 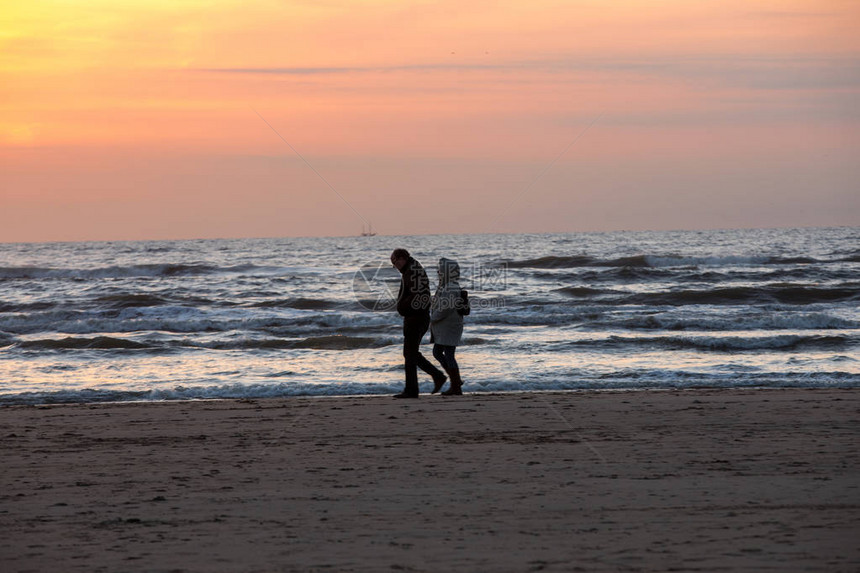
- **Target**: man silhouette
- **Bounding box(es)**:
[390,248,447,398]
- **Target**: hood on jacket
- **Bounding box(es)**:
[437,257,460,286]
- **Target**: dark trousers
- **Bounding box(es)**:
[402,315,444,395]
[433,344,458,371]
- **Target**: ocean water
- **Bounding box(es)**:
[1,227,858,405]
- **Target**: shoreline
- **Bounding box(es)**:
[2,388,858,571]
[4,384,859,409]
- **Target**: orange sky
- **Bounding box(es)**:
[1,0,859,241]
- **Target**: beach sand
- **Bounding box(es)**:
[1,389,858,572]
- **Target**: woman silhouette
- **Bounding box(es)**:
[430,258,466,395]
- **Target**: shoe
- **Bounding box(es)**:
[441,368,463,396]
[431,373,447,394]
[393,392,419,399]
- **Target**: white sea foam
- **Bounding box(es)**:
[0,307,393,336]
[2,371,857,406]
[618,312,860,332]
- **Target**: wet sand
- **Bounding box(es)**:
[1,389,858,572]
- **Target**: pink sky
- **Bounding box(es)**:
[1,0,858,241]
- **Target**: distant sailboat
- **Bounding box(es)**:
[360,223,377,237]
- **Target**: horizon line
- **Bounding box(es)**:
[1,224,855,247]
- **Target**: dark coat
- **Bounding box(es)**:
[396,256,431,318]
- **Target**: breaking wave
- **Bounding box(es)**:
[620,286,859,306]
[19,336,153,350]
[2,371,857,406]
[505,254,840,269]
[12,334,393,352]
[616,312,859,332]
[0,263,292,281]
[247,297,346,310]
[554,333,856,352]
[551,285,860,306]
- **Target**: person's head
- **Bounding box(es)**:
[437,257,460,285]
[390,248,410,270]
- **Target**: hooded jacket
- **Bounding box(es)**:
[396,256,431,318]
[430,257,464,346]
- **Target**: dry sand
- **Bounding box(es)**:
[1,389,858,572]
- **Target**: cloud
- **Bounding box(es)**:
[196,63,507,75]
[608,56,860,91]
[196,55,860,91]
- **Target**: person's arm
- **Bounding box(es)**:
[397,265,421,316]
[396,275,411,316]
